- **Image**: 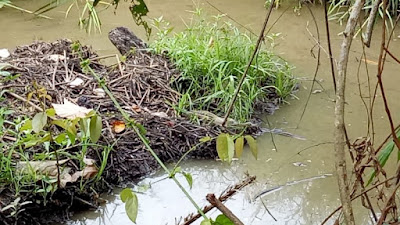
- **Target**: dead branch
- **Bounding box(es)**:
[376,0,400,152]
[178,176,256,225]
[364,0,382,47]
[321,176,397,225]
[334,0,365,225]
[383,47,400,64]
[206,194,244,225]
[296,5,321,129]
[376,182,400,225]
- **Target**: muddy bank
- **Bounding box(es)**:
[0,28,271,225]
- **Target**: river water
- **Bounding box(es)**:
[1,0,400,224]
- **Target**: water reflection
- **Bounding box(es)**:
[68,160,340,225]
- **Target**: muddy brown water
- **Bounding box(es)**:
[1,0,400,224]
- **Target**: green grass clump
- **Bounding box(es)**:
[151,12,296,122]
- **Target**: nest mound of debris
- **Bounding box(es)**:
[0,27,263,225]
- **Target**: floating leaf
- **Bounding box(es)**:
[234,136,244,158]
[244,135,258,160]
[120,188,139,223]
[200,136,212,143]
[182,172,193,189]
[214,214,234,225]
[89,115,102,143]
[216,133,234,164]
[32,112,47,133]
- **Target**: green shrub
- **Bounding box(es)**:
[151,11,296,122]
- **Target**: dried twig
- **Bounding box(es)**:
[376,0,400,152]
[321,176,397,225]
[206,194,244,225]
[179,176,256,225]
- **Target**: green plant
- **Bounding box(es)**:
[0,0,51,19]
[33,0,151,35]
[328,0,396,31]
[151,12,295,123]
[0,93,106,211]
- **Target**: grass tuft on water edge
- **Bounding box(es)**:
[150,11,296,123]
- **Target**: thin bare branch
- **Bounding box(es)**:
[221,0,275,126]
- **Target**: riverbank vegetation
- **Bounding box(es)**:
[0,9,292,222]
[151,12,295,123]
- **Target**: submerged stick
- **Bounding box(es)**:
[221,0,275,126]
[334,0,365,225]
[206,194,244,225]
[179,176,256,225]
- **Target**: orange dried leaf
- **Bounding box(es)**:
[112,120,126,133]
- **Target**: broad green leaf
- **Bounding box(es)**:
[182,172,193,189]
[244,135,258,160]
[200,219,212,225]
[54,119,77,144]
[200,136,212,142]
[234,136,244,158]
[367,140,395,186]
[125,196,139,223]
[170,166,181,177]
[55,133,68,144]
[52,119,68,130]
[32,112,47,133]
[366,129,400,186]
[20,119,32,132]
[24,136,43,148]
[216,133,234,164]
[79,118,89,136]
[120,188,134,202]
[214,214,234,225]
[45,108,56,117]
[120,188,139,223]
[89,115,102,143]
